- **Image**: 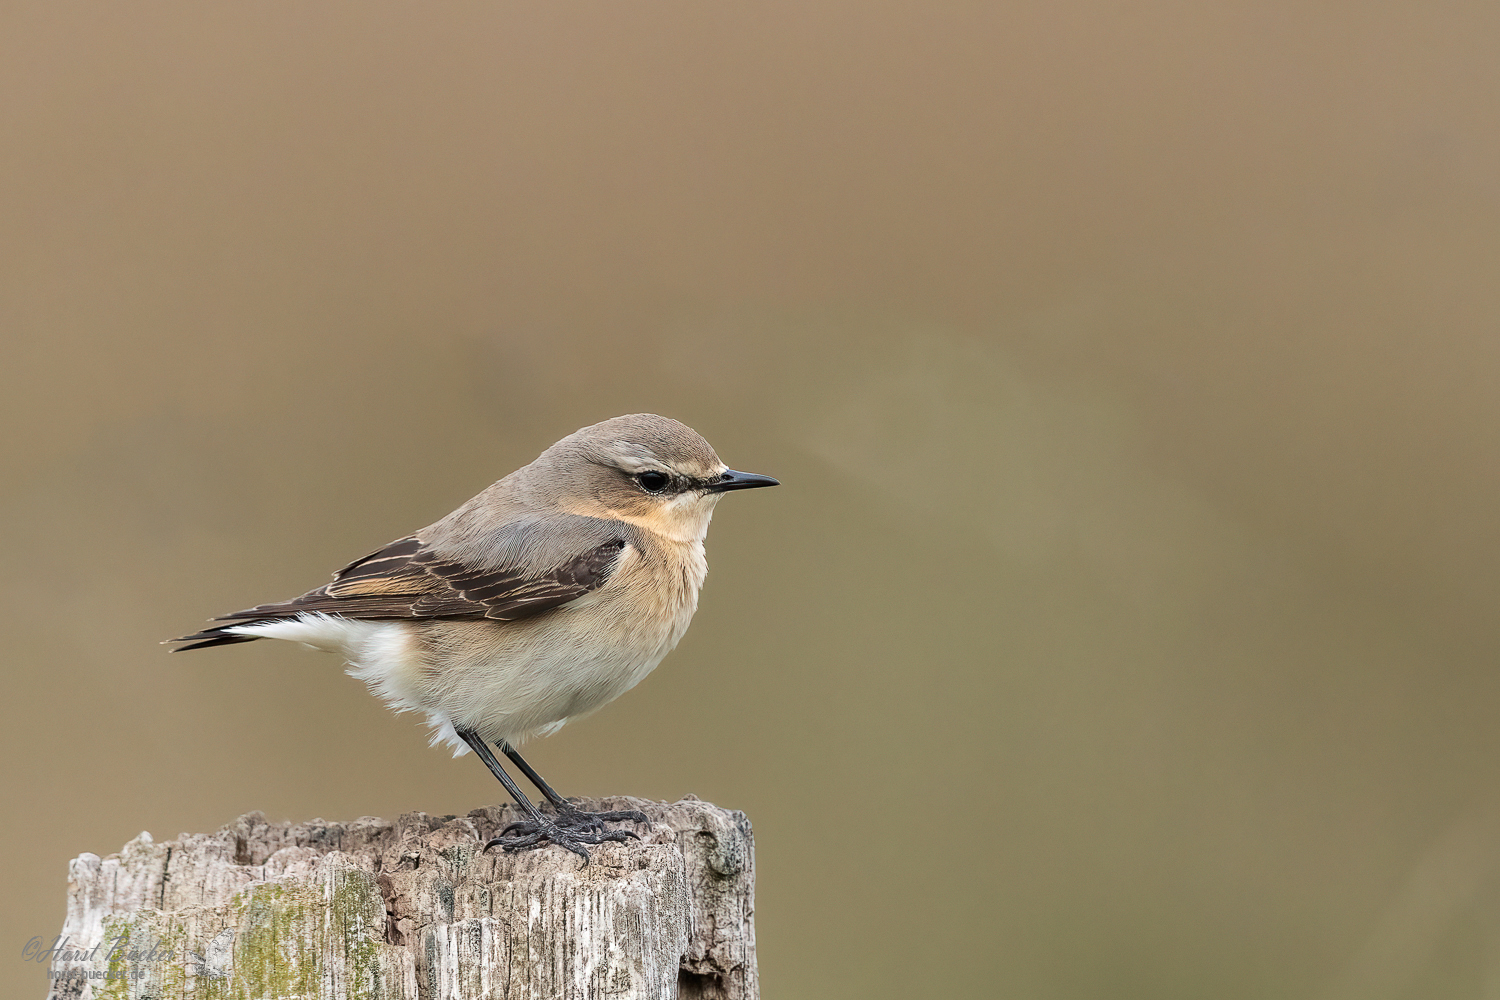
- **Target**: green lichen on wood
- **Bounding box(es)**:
[181,863,389,1000]
[326,864,383,1000]
[202,882,316,1000]
[153,920,190,997]
[60,865,390,1000]
[95,915,134,1000]
[90,913,188,1000]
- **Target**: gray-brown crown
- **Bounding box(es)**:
[545,413,724,480]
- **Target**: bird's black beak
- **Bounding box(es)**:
[707,469,780,492]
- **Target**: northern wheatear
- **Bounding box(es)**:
[173,414,778,858]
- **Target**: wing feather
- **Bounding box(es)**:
[170,518,631,649]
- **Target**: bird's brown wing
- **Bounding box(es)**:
[172,519,631,650]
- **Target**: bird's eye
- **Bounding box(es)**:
[635,471,670,493]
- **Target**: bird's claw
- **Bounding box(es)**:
[483,807,649,861]
[505,806,650,836]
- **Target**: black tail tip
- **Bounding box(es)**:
[168,632,260,652]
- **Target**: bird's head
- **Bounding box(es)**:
[539,413,778,542]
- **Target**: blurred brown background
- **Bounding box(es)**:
[4,1,1499,997]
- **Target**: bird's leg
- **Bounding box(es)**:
[497,740,569,810]
[455,728,634,861]
[498,741,651,835]
[455,728,571,854]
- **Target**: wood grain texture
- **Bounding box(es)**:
[45,797,756,1000]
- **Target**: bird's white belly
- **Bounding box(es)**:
[228,539,707,754]
[232,597,696,753]
[460,621,672,739]
[420,592,698,750]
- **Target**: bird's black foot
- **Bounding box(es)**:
[483,806,650,861]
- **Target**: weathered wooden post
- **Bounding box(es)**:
[43,797,757,1000]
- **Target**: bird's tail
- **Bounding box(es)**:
[167,625,262,651]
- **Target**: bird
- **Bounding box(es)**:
[171,413,778,859]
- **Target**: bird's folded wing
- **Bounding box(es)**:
[173,516,632,646]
